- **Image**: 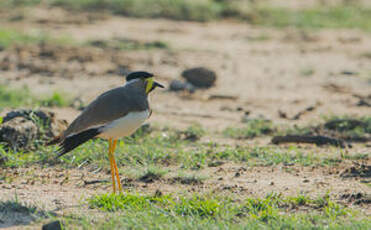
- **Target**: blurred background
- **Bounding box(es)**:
[0,0,370,130]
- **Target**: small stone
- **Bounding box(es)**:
[169,80,196,93]
[169,80,187,91]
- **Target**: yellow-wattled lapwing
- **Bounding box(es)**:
[48,71,164,193]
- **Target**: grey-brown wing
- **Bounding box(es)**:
[63,86,147,137]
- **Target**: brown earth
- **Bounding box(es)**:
[0,6,370,229]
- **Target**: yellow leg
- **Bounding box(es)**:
[111,139,123,193]
[108,139,116,194]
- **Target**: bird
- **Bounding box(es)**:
[48,71,164,193]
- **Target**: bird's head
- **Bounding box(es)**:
[126,71,164,94]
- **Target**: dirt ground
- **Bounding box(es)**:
[1,7,370,129]
[0,6,370,229]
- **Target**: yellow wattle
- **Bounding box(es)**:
[146,78,154,93]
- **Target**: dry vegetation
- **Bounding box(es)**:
[0,0,370,229]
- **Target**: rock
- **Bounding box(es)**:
[4,110,47,123]
[169,80,186,91]
[169,80,196,93]
[0,117,38,151]
[42,220,63,230]
[181,67,216,88]
[0,109,68,152]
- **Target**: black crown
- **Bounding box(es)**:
[126,71,153,81]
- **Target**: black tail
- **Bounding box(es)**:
[57,127,102,157]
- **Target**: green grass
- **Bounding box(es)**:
[282,115,371,141]
[2,1,371,31]
[1,118,369,228]
[0,85,72,111]
[300,67,315,77]
[0,29,42,48]
[0,85,34,110]
[64,192,370,229]
[178,123,206,141]
[223,119,274,139]
[224,115,371,142]
[0,0,42,8]
[323,116,371,136]
[246,33,271,42]
[0,28,166,52]
[50,0,222,22]
[0,29,73,49]
[39,92,71,107]
[171,171,206,185]
[89,193,222,217]
[137,166,168,182]
[1,126,358,169]
[252,6,371,31]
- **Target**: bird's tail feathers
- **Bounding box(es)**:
[57,127,102,157]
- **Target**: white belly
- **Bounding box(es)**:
[98,110,149,139]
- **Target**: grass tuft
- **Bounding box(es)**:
[51,0,222,22]
[251,6,371,32]
[84,192,360,229]
[171,172,206,185]
[40,92,71,107]
[0,85,34,110]
[138,166,168,183]
[323,116,371,135]
[0,85,73,110]
[89,193,222,217]
[89,193,174,212]
[300,67,315,77]
[178,124,206,141]
[0,29,73,49]
[223,119,274,139]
